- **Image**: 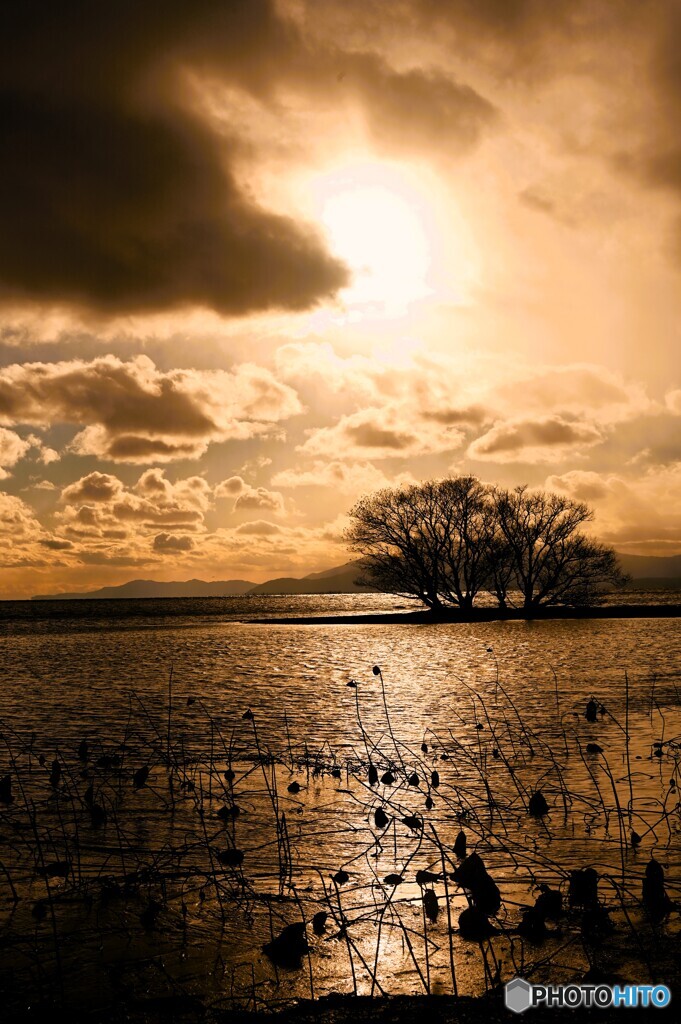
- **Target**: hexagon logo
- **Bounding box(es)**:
[505,977,533,1014]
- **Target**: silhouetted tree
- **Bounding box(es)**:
[491,486,623,608]
[347,477,495,610]
[484,532,516,610]
[436,477,495,610]
[346,481,449,609]
[347,477,628,611]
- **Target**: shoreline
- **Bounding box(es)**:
[224,991,677,1024]
[12,990,674,1023]
[249,603,681,625]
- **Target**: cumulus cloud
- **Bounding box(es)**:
[215,475,285,513]
[279,345,646,437]
[467,415,603,463]
[276,343,486,418]
[0,427,31,478]
[44,467,306,574]
[0,491,46,565]
[666,389,681,415]
[492,365,651,422]
[272,459,413,493]
[153,533,194,552]
[136,469,212,510]
[300,405,465,460]
[546,465,681,553]
[234,520,284,536]
[201,516,351,572]
[14,469,211,577]
[234,489,285,514]
[36,445,60,465]
[58,470,212,540]
[281,347,653,468]
[543,469,609,502]
[0,354,302,463]
[275,342,378,395]
[61,472,124,504]
[215,476,248,498]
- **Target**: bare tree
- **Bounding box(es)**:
[484,531,516,610]
[492,485,628,608]
[527,534,628,607]
[346,482,449,609]
[437,477,495,610]
[346,477,495,610]
[347,477,628,612]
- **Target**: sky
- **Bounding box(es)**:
[1,0,681,598]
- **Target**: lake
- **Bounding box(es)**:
[0,596,680,1016]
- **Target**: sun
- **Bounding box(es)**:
[310,162,435,314]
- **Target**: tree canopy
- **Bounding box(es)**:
[346,477,629,611]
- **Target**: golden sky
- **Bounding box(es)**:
[1,0,680,597]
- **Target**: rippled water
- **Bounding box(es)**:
[1,596,679,752]
[0,596,680,1015]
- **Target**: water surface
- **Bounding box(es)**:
[0,596,680,1014]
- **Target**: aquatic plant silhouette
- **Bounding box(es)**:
[0,657,678,1016]
[0,772,12,804]
[263,922,309,969]
[642,858,674,920]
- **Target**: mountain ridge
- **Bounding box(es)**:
[29,553,681,600]
[30,578,256,600]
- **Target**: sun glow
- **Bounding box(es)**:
[310,162,436,314]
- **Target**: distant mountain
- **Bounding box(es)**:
[250,553,681,595]
[617,552,681,579]
[302,560,365,581]
[30,562,369,600]
[31,578,255,600]
[247,560,371,595]
[29,552,681,601]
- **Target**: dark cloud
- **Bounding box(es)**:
[100,436,208,463]
[468,415,603,462]
[301,402,466,460]
[345,423,413,450]
[0,0,348,316]
[0,0,501,317]
[647,1,681,124]
[333,52,496,154]
[0,355,212,434]
[407,0,566,42]
[313,0,620,75]
[235,520,283,536]
[153,533,194,552]
[421,405,487,426]
[40,538,75,551]
[604,2,681,262]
